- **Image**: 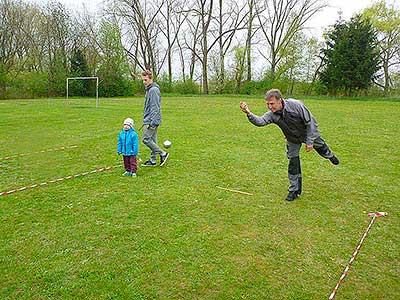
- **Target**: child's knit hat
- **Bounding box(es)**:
[123,118,134,128]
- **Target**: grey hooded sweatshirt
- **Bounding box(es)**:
[143,82,162,126]
[247,98,320,145]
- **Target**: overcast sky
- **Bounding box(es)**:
[308,0,376,35]
[27,0,398,36]
[24,0,397,77]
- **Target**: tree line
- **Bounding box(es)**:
[0,0,399,99]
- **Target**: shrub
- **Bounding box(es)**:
[5,71,49,98]
[131,79,144,95]
[239,81,259,95]
[173,80,200,94]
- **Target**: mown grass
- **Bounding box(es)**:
[0,95,399,300]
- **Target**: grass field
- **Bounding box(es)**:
[0,95,399,300]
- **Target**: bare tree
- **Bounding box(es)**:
[231,45,246,88]
[24,6,48,73]
[229,0,260,86]
[190,0,214,93]
[178,0,212,92]
[245,0,257,81]
[157,0,187,84]
[256,0,326,81]
[42,1,71,94]
[212,0,248,89]
[176,32,186,81]
[185,0,248,93]
[0,0,31,80]
[109,0,164,75]
[363,1,400,93]
[0,0,71,97]
[182,14,202,82]
[74,10,103,76]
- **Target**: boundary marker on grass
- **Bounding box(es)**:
[0,164,122,197]
[216,186,253,196]
[328,211,388,300]
[0,145,78,161]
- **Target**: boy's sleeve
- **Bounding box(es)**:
[148,89,161,126]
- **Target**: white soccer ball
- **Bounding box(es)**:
[163,140,172,148]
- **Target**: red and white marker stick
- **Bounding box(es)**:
[0,145,78,161]
[328,212,388,300]
[216,186,253,196]
[0,164,122,197]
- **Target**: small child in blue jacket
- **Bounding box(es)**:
[117,118,139,177]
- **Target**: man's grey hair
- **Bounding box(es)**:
[265,89,283,100]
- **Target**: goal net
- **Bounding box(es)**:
[66,77,99,108]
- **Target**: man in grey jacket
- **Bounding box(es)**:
[240,89,339,201]
[141,70,169,167]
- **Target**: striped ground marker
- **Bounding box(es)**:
[0,145,78,161]
[0,164,122,197]
[216,186,253,196]
[328,212,388,299]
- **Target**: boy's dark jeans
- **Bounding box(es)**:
[123,155,137,173]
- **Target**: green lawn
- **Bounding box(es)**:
[0,96,399,299]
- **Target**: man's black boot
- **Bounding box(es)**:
[286,191,300,201]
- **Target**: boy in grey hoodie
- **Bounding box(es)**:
[141,70,169,167]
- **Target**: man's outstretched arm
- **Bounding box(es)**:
[239,101,272,127]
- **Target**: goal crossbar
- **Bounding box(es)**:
[66,77,99,108]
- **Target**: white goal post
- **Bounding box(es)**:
[66,77,99,108]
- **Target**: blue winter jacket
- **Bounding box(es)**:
[117,128,139,156]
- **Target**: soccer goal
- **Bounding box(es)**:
[66,77,99,108]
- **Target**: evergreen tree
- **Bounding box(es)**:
[320,15,380,95]
[69,48,91,96]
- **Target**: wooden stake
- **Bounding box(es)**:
[216,186,253,196]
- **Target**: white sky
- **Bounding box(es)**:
[307,0,377,35]
[25,0,398,78]
[28,0,390,35]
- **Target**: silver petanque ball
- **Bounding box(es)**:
[163,140,172,148]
